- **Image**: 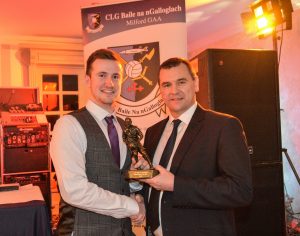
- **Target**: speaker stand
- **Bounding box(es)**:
[282,148,300,186]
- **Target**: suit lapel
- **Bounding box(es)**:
[170,106,206,174]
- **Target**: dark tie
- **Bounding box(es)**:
[105,116,120,167]
[147,119,181,232]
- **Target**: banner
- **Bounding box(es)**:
[81,0,187,130]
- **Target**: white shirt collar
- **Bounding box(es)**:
[86,99,117,121]
[168,102,197,125]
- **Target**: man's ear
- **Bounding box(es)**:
[85,75,91,87]
[194,75,199,93]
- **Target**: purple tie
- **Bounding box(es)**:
[105,116,120,167]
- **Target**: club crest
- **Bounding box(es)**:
[110,42,165,117]
[86,13,104,33]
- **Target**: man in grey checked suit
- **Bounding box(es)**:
[51,49,148,236]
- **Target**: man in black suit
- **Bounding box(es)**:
[141,57,253,236]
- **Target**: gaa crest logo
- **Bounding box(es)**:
[110,42,165,118]
[86,13,104,33]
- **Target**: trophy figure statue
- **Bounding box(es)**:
[122,117,159,179]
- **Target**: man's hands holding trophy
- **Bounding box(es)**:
[124,118,175,191]
[125,117,175,230]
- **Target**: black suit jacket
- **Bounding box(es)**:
[144,105,252,236]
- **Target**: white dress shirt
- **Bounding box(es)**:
[50,100,139,218]
[151,102,197,236]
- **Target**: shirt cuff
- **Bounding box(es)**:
[127,195,139,215]
[129,181,143,193]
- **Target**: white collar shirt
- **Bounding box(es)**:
[152,102,197,236]
[50,99,139,218]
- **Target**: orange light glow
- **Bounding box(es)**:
[43,82,57,91]
[251,1,277,38]
[257,16,268,28]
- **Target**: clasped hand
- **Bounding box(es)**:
[130,194,145,226]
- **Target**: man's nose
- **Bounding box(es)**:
[170,84,178,93]
[105,77,114,86]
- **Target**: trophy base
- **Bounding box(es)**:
[124,169,159,179]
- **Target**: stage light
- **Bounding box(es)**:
[241,0,293,50]
[250,0,284,38]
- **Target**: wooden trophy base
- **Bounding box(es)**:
[124,169,159,179]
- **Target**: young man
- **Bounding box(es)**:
[50,49,147,235]
[142,57,253,236]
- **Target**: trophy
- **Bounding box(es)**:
[122,117,159,179]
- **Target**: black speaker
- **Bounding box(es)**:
[0,124,51,216]
[192,49,282,164]
[190,49,286,236]
[235,164,286,236]
[1,124,50,174]
[3,146,49,173]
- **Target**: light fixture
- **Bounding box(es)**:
[250,0,284,38]
[241,0,293,39]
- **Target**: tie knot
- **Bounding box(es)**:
[173,119,181,129]
[105,116,114,125]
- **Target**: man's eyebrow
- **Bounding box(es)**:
[160,81,170,85]
[96,71,107,74]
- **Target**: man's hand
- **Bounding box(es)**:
[130,194,145,226]
[130,156,150,170]
[140,165,174,191]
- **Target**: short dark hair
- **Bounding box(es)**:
[159,57,197,82]
[85,49,122,76]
